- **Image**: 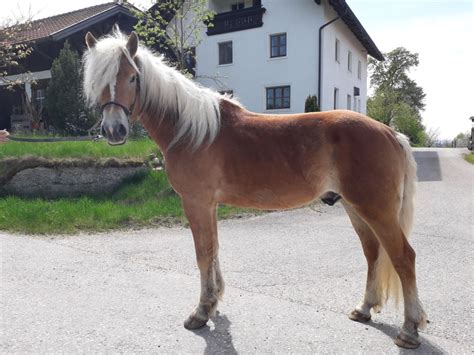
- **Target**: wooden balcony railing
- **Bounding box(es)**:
[207,6,266,36]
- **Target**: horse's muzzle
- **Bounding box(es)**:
[101,120,128,145]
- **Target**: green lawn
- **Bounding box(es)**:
[464,152,474,164]
[0,138,159,160]
[1,137,258,234]
[0,170,256,234]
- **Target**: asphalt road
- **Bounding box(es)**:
[1,148,473,353]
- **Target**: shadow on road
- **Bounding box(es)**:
[190,312,237,354]
[414,151,442,182]
[365,321,447,354]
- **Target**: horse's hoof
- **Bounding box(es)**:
[349,309,371,323]
[184,315,208,330]
[394,332,420,349]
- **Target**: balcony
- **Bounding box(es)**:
[207,5,266,36]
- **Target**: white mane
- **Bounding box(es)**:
[83,31,239,149]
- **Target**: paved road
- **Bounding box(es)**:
[1,148,473,353]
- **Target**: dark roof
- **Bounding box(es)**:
[13,2,135,43]
[328,0,384,61]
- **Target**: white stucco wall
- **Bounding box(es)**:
[196,0,325,114]
[209,0,254,13]
[319,4,368,114]
[196,0,371,114]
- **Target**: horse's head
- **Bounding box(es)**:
[84,31,140,145]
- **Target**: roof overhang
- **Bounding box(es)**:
[0,69,52,86]
[48,6,136,42]
[328,0,384,61]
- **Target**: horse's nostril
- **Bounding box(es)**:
[118,124,127,137]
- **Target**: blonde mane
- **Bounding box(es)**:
[83,30,240,148]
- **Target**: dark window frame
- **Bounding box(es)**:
[218,41,233,65]
[218,90,234,97]
[270,33,287,58]
[347,50,352,72]
[266,85,291,110]
[231,2,245,11]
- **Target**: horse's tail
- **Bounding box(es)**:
[397,133,417,238]
[374,133,417,309]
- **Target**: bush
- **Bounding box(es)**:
[305,95,320,113]
[45,41,97,135]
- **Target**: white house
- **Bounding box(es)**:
[195,0,384,114]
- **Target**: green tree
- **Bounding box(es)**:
[369,47,425,113]
[304,95,320,113]
[133,0,215,73]
[367,90,398,125]
[454,131,470,140]
[367,47,427,144]
[391,103,426,145]
[45,41,96,134]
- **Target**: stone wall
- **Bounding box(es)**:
[0,157,147,198]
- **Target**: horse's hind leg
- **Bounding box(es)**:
[343,202,385,322]
[181,199,224,330]
[357,211,427,349]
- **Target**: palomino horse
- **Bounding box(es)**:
[83,31,427,349]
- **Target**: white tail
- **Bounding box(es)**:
[396,133,417,238]
[374,133,417,308]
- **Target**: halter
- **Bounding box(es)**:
[100,75,140,118]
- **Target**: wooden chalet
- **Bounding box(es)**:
[0,2,138,131]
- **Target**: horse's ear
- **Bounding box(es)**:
[127,31,138,57]
[85,32,97,49]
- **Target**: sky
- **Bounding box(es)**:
[2,0,473,139]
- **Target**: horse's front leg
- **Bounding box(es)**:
[182,199,224,330]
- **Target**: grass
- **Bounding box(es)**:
[464,152,474,164]
[0,138,159,160]
[0,170,257,234]
[0,136,257,234]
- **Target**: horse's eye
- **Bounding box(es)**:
[130,75,136,83]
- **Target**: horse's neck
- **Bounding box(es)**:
[140,113,176,154]
[138,98,243,155]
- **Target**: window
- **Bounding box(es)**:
[333,88,339,109]
[231,2,245,10]
[219,90,234,97]
[335,38,340,62]
[218,41,233,65]
[358,99,361,113]
[347,51,352,72]
[266,86,290,110]
[270,33,287,58]
[347,94,352,110]
[358,60,362,80]
[354,96,357,112]
[34,88,45,110]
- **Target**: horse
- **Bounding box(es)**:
[82,30,427,349]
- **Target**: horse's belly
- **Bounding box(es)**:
[217,184,321,210]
